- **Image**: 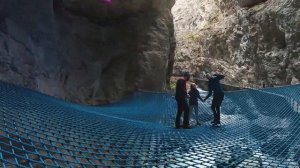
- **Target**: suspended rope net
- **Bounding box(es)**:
[0,81,299,167]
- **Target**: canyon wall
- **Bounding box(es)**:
[0,0,175,104]
[173,0,300,87]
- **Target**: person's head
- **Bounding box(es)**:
[190,83,197,90]
[205,73,212,80]
[183,71,190,81]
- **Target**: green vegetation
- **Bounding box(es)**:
[202,9,220,30]
[185,32,201,41]
[169,79,177,90]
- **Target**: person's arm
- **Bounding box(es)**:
[204,84,212,101]
[183,81,187,98]
[197,90,204,102]
[188,90,192,98]
[213,74,225,80]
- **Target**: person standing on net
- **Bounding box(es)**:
[188,83,204,126]
[203,73,225,127]
[175,71,191,129]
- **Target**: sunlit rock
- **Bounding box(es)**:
[172,0,299,87]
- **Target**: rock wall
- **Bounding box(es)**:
[0,0,175,104]
[172,0,300,87]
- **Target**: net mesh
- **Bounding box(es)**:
[0,81,299,167]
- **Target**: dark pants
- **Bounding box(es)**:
[175,99,190,128]
[211,94,224,124]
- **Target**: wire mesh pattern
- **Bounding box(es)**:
[0,81,300,167]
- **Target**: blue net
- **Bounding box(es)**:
[0,81,300,167]
[259,84,300,102]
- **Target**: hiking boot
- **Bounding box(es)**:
[183,125,192,129]
[212,123,221,127]
[175,125,181,129]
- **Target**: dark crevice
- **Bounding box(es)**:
[239,0,268,8]
[0,16,8,34]
[61,4,156,27]
[53,0,64,13]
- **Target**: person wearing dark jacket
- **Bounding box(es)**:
[188,83,204,126]
[175,72,190,129]
[203,73,225,126]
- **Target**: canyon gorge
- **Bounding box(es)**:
[0,0,299,104]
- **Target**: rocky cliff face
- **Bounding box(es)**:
[0,0,175,104]
[172,0,300,87]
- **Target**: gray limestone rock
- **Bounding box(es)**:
[172,0,299,87]
[0,0,175,104]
